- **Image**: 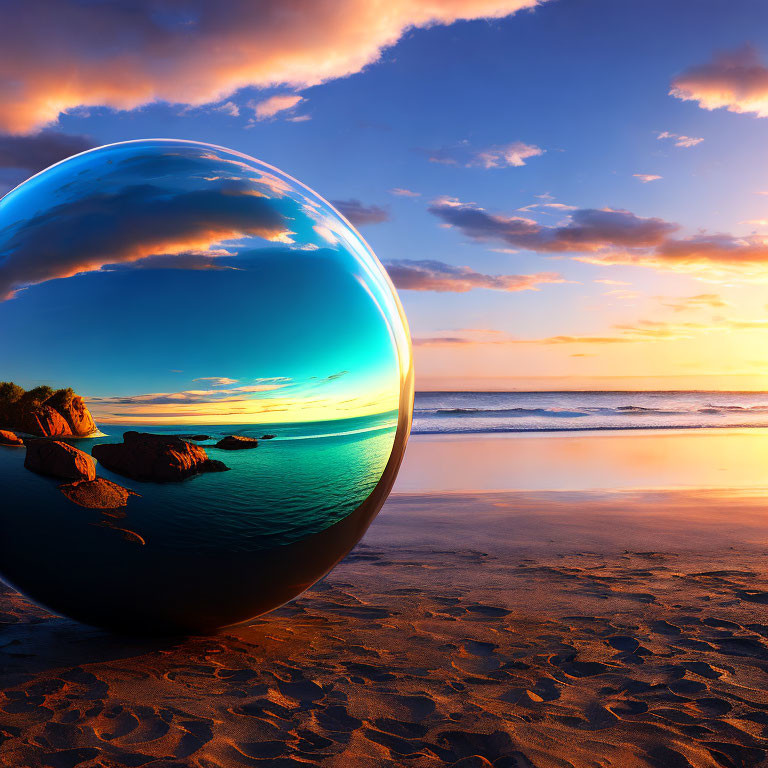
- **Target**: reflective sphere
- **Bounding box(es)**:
[0,139,413,634]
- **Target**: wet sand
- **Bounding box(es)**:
[395,427,768,492]
[0,484,766,767]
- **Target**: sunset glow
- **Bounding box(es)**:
[2,2,768,392]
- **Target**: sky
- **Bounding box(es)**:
[2,0,768,391]
[0,140,404,424]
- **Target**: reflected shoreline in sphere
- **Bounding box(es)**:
[0,139,413,634]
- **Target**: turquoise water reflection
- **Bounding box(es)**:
[0,140,413,632]
[1,413,396,550]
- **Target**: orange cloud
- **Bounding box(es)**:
[580,233,768,279]
[0,0,545,134]
[658,293,728,312]
[670,45,768,118]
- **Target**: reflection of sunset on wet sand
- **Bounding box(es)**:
[397,428,768,492]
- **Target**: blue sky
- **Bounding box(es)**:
[0,141,403,423]
[3,1,768,389]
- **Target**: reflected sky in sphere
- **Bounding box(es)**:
[0,139,413,633]
[0,139,408,425]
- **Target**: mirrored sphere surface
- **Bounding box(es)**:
[0,139,413,633]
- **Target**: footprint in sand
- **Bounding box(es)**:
[606,635,640,652]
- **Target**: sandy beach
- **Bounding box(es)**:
[0,432,767,767]
[5,0,768,764]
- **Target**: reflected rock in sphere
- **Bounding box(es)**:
[24,439,96,482]
[92,431,231,482]
[0,430,23,446]
[0,139,413,634]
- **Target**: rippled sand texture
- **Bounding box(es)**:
[0,489,766,767]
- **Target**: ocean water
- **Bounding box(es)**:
[413,391,768,434]
[0,411,399,629]
[0,411,398,552]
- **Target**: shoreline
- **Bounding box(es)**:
[397,428,768,493]
[381,487,768,553]
[412,423,768,435]
[0,487,766,767]
[416,388,768,394]
[392,483,768,497]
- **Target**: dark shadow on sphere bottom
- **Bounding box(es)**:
[0,370,414,635]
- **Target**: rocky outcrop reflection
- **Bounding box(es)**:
[215,435,259,449]
[0,382,97,437]
[92,432,229,482]
[60,478,140,510]
[24,439,96,481]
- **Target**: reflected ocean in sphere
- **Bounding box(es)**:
[0,139,413,633]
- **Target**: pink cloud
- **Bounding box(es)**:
[250,94,304,120]
[670,45,768,117]
[0,0,545,134]
[413,320,719,347]
[474,141,545,168]
[428,140,544,168]
[657,131,703,148]
[384,259,564,292]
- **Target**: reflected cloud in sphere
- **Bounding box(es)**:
[0,139,413,633]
